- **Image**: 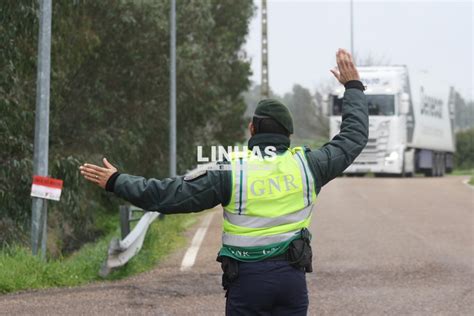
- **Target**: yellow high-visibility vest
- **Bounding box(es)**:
[222,147,317,249]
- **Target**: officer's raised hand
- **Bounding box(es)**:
[79,158,117,189]
[330,48,360,85]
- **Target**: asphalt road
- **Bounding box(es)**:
[1,176,473,315]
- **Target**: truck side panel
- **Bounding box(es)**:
[408,81,455,153]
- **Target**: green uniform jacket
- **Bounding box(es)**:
[109,88,368,215]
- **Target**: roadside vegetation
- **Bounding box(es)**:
[451,169,474,176]
[452,128,474,181]
[0,213,196,294]
[454,129,474,171]
[1,1,252,259]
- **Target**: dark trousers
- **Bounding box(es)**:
[225,260,308,316]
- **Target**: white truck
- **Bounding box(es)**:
[326,66,456,177]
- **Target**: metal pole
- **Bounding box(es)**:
[31,0,52,258]
[169,0,177,177]
[350,0,354,56]
[119,205,131,240]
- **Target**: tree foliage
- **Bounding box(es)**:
[0,0,254,251]
[454,129,474,169]
[243,83,329,142]
[283,84,328,140]
[451,90,474,131]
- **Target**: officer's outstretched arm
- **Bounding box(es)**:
[80,160,230,213]
[305,49,368,191]
[111,170,229,213]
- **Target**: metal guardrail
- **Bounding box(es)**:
[99,205,160,277]
[119,205,143,239]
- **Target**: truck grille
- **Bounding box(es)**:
[352,127,388,165]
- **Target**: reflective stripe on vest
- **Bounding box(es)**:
[224,204,313,229]
[223,148,317,248]
[294,150,314,207]
[233,158,248,215]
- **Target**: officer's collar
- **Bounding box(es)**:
[248,133,291,153]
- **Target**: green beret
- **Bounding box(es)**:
[254,99,294,134]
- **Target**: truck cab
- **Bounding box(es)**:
[327,66,455,177]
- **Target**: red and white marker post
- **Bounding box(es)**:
[31,176,63,201]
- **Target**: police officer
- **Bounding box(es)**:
[80,48,368,315]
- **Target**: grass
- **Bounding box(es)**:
[450,168,474,185]
[451,168,474,176]
[0,212,196,294]
[451,169,474,186]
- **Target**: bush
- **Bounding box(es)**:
[454,128,474,169]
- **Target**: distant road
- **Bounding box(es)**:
[1,176,472,315]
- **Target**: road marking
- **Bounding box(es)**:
[180,212,215,271]
[462,179,474,190]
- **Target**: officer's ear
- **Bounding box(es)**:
[248,121,256,136]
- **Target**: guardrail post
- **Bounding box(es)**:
[119,205,131,239]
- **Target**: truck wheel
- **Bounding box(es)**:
[400,160,406,178]
[403,153,414,178]
[436,154,443,177]
[435,154,441,177]
[424,154,435,177]
[439,153,446,177]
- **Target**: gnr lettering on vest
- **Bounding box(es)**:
[250,174,299,196]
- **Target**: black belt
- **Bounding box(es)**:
[263,253,288,261]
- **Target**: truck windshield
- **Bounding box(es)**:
[332,94,395,116]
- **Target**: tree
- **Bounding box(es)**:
[451,90,474,131]
[454,129,474,169]
[283,84,327,140]
[0,0,254,251]
[243,83,329,143]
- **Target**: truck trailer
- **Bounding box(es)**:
[326,66,456,177]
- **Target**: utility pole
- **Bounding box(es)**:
[169,0,177,177]
[261,0,269,98]
[31,0,52,258]
[350,0,354,56]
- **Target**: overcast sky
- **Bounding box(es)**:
[244,0,473,100]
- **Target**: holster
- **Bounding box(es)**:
[216,255,239,290]
[287,228,313,273]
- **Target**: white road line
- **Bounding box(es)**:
[462,179,474,190]
[180,212,215,271]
